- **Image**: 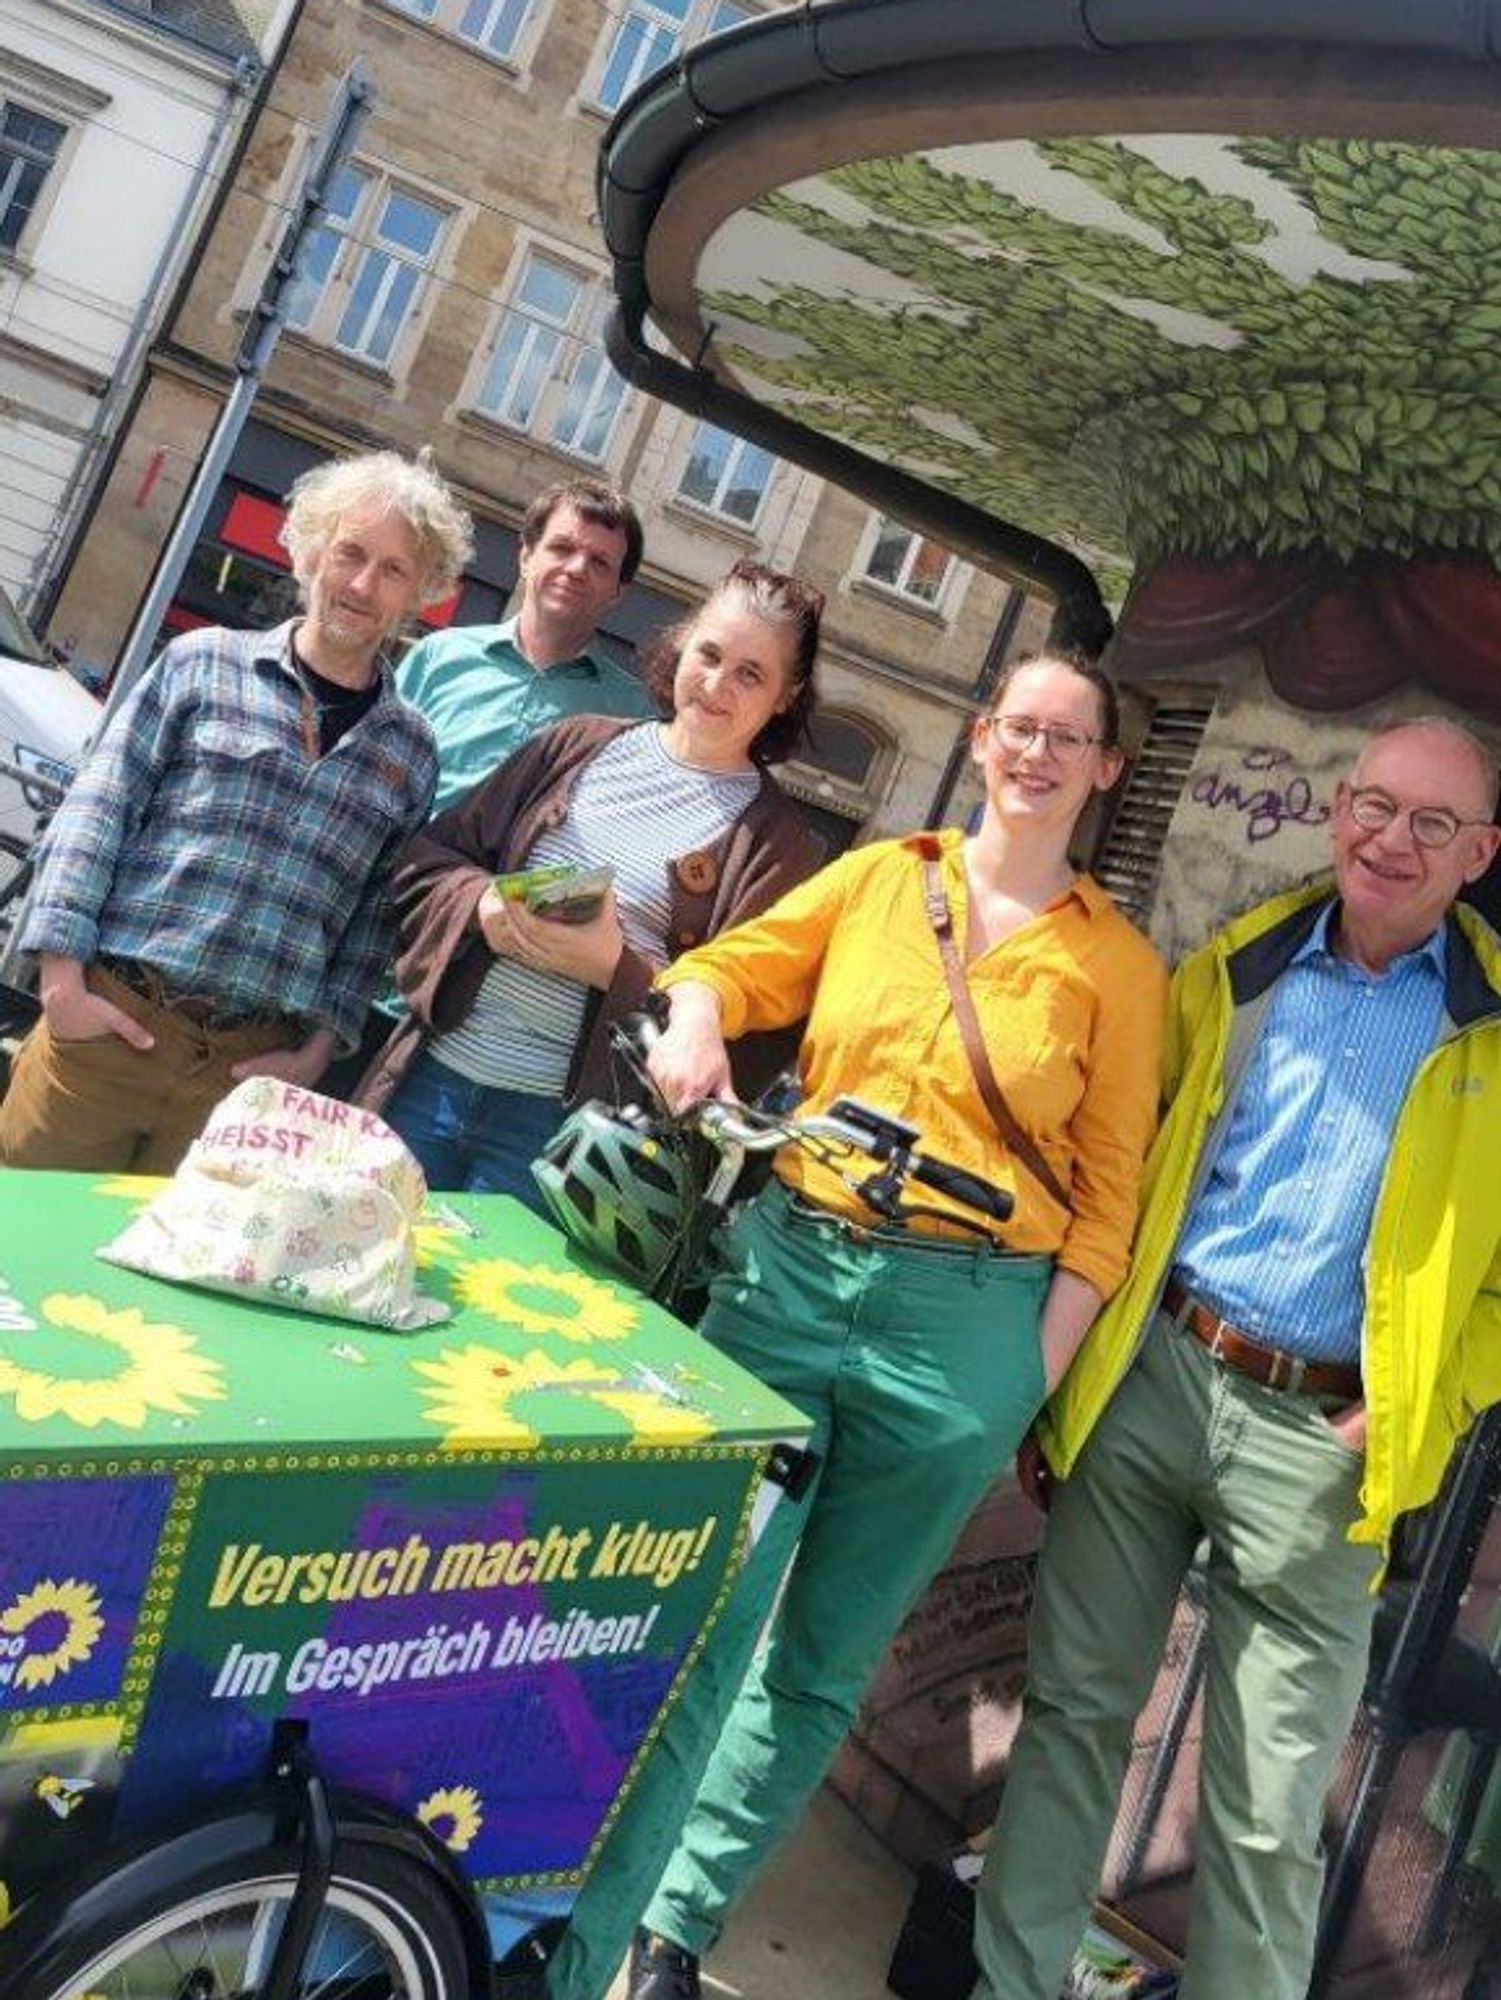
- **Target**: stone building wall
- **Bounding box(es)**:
[47,0,1043,846]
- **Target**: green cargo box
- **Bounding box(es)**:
[0,1172,808,1921]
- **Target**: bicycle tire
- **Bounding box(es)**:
[10,1838,473,2000]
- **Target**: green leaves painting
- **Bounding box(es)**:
[700,136,1501,591]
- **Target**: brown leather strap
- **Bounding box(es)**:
[923,857,1071,1213]
[1163,1278,1362,1400]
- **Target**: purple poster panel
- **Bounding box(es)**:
[0,1475,173,1712]
[119,1455,753,1885]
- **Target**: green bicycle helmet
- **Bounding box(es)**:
[532,1101,701,1292]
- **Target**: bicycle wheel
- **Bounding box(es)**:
[15,1840,472,2000]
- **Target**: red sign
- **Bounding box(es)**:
[219,490,462,628]
[420,589,459,628]
[221,493,289,568]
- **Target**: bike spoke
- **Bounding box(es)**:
[39,1860,454,2000]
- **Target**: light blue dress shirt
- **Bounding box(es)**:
[1174,904,1448,1363]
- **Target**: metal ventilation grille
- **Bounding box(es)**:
[1093,695,1216,927]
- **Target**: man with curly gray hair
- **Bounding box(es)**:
[0,448,473,1173]
[281,447,473,613]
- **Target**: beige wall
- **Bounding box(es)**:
[49,371,222,670]
[1153,656,1501,963]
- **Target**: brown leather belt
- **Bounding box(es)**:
[1163,1277,1362,1401]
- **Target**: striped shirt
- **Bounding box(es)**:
[1175,905,1447,1363]
[21,621,437,1049]
[432,725,759,1094]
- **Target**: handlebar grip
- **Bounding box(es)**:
[624,1004,663,1052]
[911,1153,1014,1223]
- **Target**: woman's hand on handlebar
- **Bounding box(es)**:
[646,981,734,1114]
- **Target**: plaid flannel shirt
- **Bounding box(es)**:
[21,621,437,1049]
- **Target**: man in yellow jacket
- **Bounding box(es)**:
[973,717,1501,2000]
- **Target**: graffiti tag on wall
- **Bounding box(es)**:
[1152,662,1361,963]
[1188,744,1332,847]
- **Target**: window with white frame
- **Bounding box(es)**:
[284,162,448,368]
[676,422,775,525]
[381,0,538,61]
[456,0,535,56]
[594,0,756,114]
[0,100,66,254]
[861,516,955,609]
[473,248,628,462]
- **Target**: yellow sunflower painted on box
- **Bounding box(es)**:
[0,1296,225,1430]
[452,1259,637,1343]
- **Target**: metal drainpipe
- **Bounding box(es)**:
[606,300,1111,640]
[23,50,263,625]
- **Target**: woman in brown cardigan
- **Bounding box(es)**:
[360,561,823,1204]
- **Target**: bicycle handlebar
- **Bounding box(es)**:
[908,1153,1015,1225]
[617,1008,1015,1231]
[697,1102,1012,1223]
[696,1100,854,1153]
[692,1091,1015,1228]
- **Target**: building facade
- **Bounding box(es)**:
[44,0,1047,848]
[0,0,287,616]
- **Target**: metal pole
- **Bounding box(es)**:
[1115,1564,1210,1899]
[1308,1409,1501,1997]
[100,60,375,727]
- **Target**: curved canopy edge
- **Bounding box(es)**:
[598,0,1501,632]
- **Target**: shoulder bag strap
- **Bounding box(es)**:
[922,855,1072,1213]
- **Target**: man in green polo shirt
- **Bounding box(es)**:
[322,480,653,1097]
[398,478,652,810]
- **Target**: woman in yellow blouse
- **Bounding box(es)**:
[547,652,1169,2000]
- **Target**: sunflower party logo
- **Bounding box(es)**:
[0,1295,225,1430]
[414,1344,715,1448]
[416,1783,484,1854]
[0,1578,105,1694]
[453,1259,637,1343]
[414,1346,617,1449]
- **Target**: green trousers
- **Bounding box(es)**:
[545,1181,1050,2000]
[972,1310,1379,2000]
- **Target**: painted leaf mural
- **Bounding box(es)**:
[699,134,1501,593]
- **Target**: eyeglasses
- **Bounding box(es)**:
[987,715,1103,765]
[1345,786,1495,851]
